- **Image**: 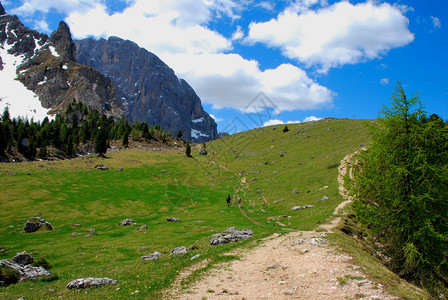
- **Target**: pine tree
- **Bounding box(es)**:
[94,128,108,155]
[185,143,191,157]
[349,83,448,288]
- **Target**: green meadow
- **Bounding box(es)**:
[0,118,371,299]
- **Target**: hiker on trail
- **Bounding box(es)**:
[226,195,231,206]
[238,196,242,208]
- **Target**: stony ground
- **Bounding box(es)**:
[166,153,398,299]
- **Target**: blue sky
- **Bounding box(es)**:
[3,0,447,133]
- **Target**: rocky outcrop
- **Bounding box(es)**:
[210,227,253,245]
[0,8,124,118]
[66,277,117,289]
[75,37,218,142]
[24,217,52,233]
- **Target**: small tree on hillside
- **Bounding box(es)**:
[283,125,289,133]
[349,82,448,289]
[185,142,191,157]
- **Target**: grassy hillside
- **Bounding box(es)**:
[0,118,371,299]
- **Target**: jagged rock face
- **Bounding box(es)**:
[0,8,124,119]
[75,37,217,142]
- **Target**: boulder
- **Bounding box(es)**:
[166,217,180,222]
[0,259,50,281]
[137,225,148,231]
[120,219,136,226]
[198,149,207,155]
[24,217,52,233]
[140,251,163,261]
[170,246,187,255]
[291,205,314,211]
[12,252,33,265]
[66,277,117,289]
[310,238,328,246]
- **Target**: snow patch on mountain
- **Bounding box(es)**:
[191,129,210,139]
[0,44,53,122]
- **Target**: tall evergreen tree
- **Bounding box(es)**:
[349,83,448,288]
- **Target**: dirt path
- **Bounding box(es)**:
[167,151,397,299]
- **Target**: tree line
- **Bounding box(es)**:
[0,100,173,161]
[348,83,448,294]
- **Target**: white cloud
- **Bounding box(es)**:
[380,78,389,85]
[263,119,286,127]
[231,25,244,41]
[11,0,101,16]
[247,1,414,72]
[256,2,275,11]
[34,19,51,33]
[210,114,224,122]
[431,16,441,30]
[166,53,333,111]
[303,116,321,122]
[263,116,320,127]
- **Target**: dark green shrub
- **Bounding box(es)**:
[32,256,52,270]
[0,266,20,286]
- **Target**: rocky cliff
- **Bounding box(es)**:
[75,37,217,142]
[0,5,124,119]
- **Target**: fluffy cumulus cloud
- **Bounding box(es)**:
[247,1,415,72]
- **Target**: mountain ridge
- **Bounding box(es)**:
[0,2,217,142]
[75,36,217,142]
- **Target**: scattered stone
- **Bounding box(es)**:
[293,188,299,194]
[166,217,180,222]
[160,170,166,173]
[187,245,199,251]
[198,149,207,155]
[137,225,148,231]
[118,168,124,172]
[94,164,109,170]
[210,227,253,245]
[292,239,304,246]
[291,205,314,211]
[310,238,328,246]
[266,264,279,270]
[235,155,241,159]
[170,246,187,255]
[280,151,286,157]
[8,172,16,176]
[140,251,163,261]
[320,196,329,201]
[85,229,97,237]
[283,289,294,295]
[12,252,33,265]
[120,219,136,226]
[66,277,117,289]
[24,217,52,233]
[302,248,310,254]
[190,254,201,260]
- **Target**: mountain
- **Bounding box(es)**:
[75,37,217,142]
[0,3,217,142]
[0,6,124,121]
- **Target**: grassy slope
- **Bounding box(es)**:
[1,118,419,299]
